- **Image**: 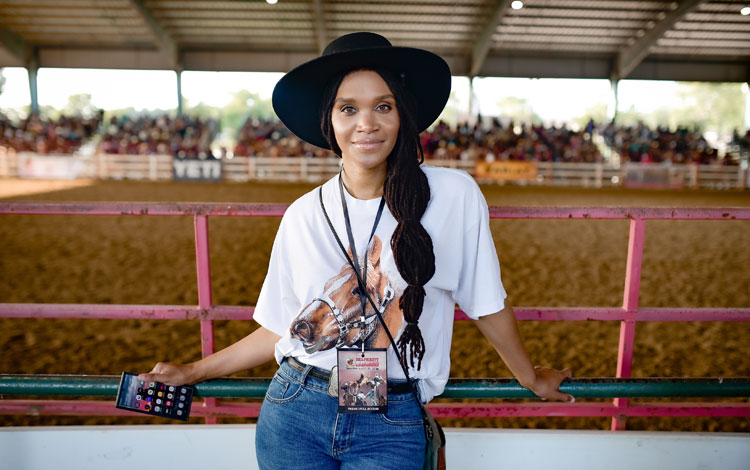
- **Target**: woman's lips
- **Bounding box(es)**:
[353,140,384,151]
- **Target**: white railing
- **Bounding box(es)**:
[92,154,172,181]
[0,150,19,178]
[0,152,746,190]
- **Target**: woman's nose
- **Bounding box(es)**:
[356,111,378,132]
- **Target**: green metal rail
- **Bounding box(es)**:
[1,375,749,399]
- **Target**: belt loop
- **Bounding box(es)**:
[300,363,314,383]
[413,379,423,403]
[286,356,314,384]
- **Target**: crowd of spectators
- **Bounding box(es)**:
[0,111,218,159]
[98,114,218,159]
[233,118,331,158]
[0,110,743,166]
[420,118,602,163]
[0,112,102,154]
[727,128,750,164]
[600,121,724,165]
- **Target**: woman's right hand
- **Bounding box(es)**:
[138,362,195,386]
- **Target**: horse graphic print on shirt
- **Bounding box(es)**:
[289,235,405,354]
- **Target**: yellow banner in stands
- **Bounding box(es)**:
[475,161,538,181]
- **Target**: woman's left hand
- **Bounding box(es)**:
[528,366,574,402]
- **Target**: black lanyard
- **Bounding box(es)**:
[338,172,386,288]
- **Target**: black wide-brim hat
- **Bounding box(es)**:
[272,32,452,150]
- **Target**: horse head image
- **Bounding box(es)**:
[289,236,401,354]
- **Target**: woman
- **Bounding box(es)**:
[140,32,573,469]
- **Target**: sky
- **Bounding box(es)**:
[0,66,684,124]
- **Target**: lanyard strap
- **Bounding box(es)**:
[319,184,424,406]
[338,172,385,291]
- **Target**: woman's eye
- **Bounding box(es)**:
[340,105,356,114]
[376,103,392,112]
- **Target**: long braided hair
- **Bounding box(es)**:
[320,67,435,371]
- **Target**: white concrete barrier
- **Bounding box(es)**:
[1,425,748,470]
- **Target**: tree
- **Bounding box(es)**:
[612,82,744,135]
[220,89,275,134]
[674,82,744,135]
[613,105,645,127]
[185,100,221,121]
[573,103,608,129]
[436,90,464,127]
[63,93,98,118]
[496,96,541,124]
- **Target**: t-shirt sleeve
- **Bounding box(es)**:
[451,180,507,319]
[252,215,299,337]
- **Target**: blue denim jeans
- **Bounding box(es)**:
[256,358,426,469]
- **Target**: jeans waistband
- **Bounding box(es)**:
[281,356,416,397]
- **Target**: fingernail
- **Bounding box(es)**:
[569,396,575,403]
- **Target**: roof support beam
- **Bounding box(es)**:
[0,25,29,65]
[1,26,39,112]
[311,0,328,55]
[176,70,184,117]
[470,0,510,77]
[127,0,179,70]
[610,0,704,81]
[28,50,39,114]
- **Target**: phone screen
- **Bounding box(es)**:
[115,372,194,421]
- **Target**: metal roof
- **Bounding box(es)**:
[0,0,748,81]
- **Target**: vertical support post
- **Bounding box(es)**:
[248,156,256,181]
[27,49,39,114]
[609,79,619,123]
[737,166,744,190]
[689,164,699,188]
[743,81,749,131]
[0,148,7,177]
[176,70,183,117]
[194,214,217,424]
[469,76,476,121]
[612,218,646,430]
[148,155,157,181]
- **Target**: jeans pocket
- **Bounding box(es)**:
[265,370,304,404]
[378,396,424,427]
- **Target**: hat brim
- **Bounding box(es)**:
[272,46,451,150]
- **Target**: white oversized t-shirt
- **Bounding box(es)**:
[254,166,507,402]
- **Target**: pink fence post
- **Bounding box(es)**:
[612,218,646,430]
[194,214,218,424]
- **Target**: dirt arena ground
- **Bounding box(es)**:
[1,176,748,432]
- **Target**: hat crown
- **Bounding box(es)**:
[322,32,392,57]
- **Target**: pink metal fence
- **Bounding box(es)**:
[1,202,749,429]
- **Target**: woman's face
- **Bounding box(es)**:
[331,70,400,175]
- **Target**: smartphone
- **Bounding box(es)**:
[115,371,194,421]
